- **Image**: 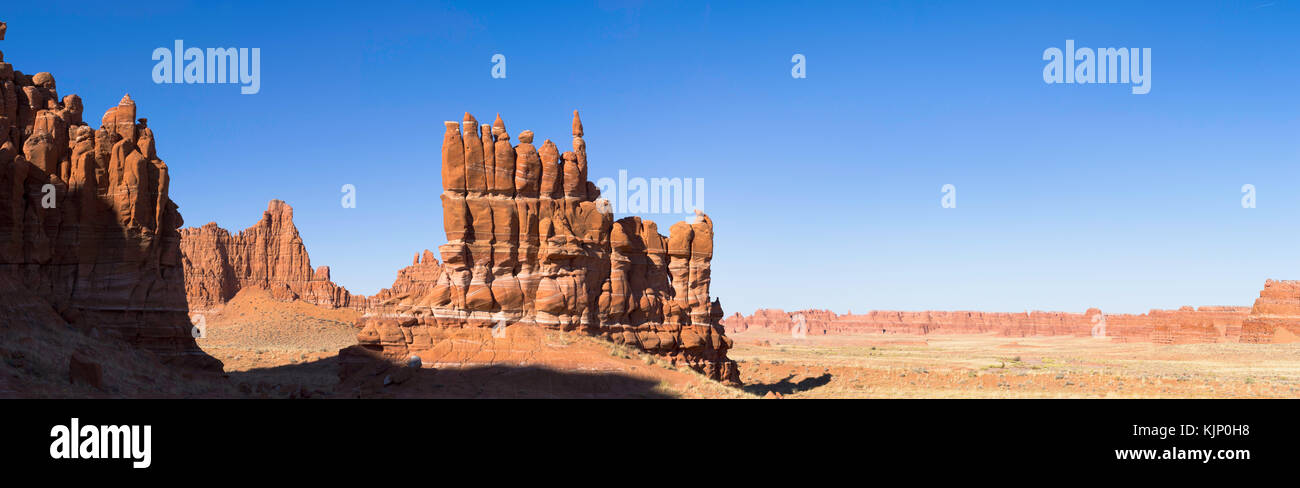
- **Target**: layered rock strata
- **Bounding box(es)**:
[348,111,739,384]
[0,24,219,370]
[178,199,356,311]
[726,305,1251,344]
[1241,280,1300,343]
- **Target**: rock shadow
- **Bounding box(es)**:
[742,373,833,396]
[224,353,677,399]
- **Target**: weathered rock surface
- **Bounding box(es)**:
[726,304,1251,344]
[1241,280,1300,343]
[0,26,220,370]
[346,111,739,384]
[179,199,357,311]
[359,249,443,307]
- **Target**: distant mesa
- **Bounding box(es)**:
[724,290,1300,345]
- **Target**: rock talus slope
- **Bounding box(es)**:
[0,24,219,370]
[347,112,740,384]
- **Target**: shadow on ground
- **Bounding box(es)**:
[742,373,833,397]
[225,353,677,399]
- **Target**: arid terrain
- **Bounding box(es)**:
[195,289,748,398]
[729,330,1300,398]
[190,289,1300,399]
[4,18,1298,400]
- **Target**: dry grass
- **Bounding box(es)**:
[729,331,1300,398]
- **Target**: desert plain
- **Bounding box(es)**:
[727,330,1300,398]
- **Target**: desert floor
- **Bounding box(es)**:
[190,289,1300,398]
[729,331,1300,398]
[195,289,748,398]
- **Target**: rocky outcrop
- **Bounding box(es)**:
[1103,306,1250,344]
[359,249,443,307]
[0,25,220,370]
[1241,280,1300,343]
[347,111,739,384]
[726,305,1251,344]
[179,199,356,311]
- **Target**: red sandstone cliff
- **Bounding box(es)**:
[179,199,356,311]
[0,23,219,370]
[726,304,1251,344]
[1241,280,1300,343]
[346,111,739,384]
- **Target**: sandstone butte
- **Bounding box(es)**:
[179,199,358,312]
[345,111,740,384]
[179,112,741,384]
[1241,280,1300,343]
[0,22,221,371]
[724,291,1300,345]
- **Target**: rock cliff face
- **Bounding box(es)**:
[726,304,1251,344]
[347,112,739,384]
[0,24,220,370]
[1241,280,1300,343]
[179,199,356,311]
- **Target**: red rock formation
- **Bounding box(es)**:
[348,111,739,384]
[360,249,443,307]
[726,305,1250,344]
[179,199,356,311]
[1241,280,1300,343]
[0,26,219,370]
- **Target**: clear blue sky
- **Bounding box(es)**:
[4,1,1298,315]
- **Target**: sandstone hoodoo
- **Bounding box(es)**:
[346,111,740,384]
[0,24,219,370]
[179,199,356,312]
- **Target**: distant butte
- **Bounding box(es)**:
[179,199,358,312]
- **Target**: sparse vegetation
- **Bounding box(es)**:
[722,331,1300,398]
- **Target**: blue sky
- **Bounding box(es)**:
[4,1,1298,315]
